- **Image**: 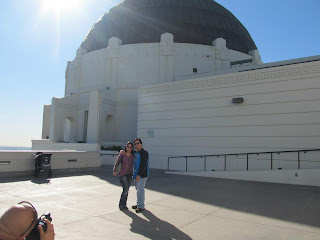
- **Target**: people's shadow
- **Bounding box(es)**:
[123,210,192,240]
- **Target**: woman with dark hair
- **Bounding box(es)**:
[113,142,135,210]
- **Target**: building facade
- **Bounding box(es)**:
[33,0,320,171]
[138,57,320,169]
[34,0,261,151]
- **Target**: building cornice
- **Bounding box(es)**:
[139,60,320,96]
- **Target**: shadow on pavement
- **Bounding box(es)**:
[123,210,192,240]
[111,167,320,230]
[2,166,320,230]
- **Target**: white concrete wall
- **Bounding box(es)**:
[138,58,320,170]
[0,151,101,177]
[42,35,258,149]
[167,151,320,172]
[32,140,100,151]
[49,95,83,142]
[66,38,255,96]
[114,87,138,142]
[100,150,120,165]
[42,105,51,139]
[167,169,320,187]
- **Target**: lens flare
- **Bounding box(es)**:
[42,0,78,14]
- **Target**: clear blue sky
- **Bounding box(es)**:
[0,0,319,147]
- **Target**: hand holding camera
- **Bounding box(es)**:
[38,218,55,240]
[26,212,54,240]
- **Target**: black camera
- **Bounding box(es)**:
[26,212,52,240]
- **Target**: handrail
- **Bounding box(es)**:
[167,149,320,171]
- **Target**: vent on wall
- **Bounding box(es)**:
[68,159,78,163]
[0,161,10,165]
[232,97,244,104]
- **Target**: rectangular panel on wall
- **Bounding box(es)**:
[185,157,205,171]
[225,155,247,171]
[168,157,187,171]
[299,151,320,169]
[206,156,225,171]
[272,152,299,170]
[248,154,272,170]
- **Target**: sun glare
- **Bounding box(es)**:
[42,0,78,15]
[37,0,81,57]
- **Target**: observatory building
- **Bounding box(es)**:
[33,0,320,171]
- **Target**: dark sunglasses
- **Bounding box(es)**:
[126,145,133,148]
[133,142,141,146]
[18,201,38,237]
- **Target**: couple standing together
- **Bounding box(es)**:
[113,138,149,213]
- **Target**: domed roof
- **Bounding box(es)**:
[81,0,257,54]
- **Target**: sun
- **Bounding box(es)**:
[42,0,78,15]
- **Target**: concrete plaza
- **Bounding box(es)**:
[1,166,320,240]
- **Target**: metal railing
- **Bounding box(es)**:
[167,149,320,172]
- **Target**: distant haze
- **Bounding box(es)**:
[0,146,32,151]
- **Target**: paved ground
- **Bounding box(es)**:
[1,166,320,240]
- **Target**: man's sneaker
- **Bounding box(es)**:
[119,206,128,211]
[132,205,138,209]
[135,208,145,213]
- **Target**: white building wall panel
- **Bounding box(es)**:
[42,105,51,139]
[80,50,107,90]
[138,60,320,170]
[142,137,320,152]
[138,77,320,105]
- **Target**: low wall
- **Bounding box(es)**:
[100,150,120,166]
[101,142,125,148]
[166,169,320,187]
[0,151,101,177]
[32,140,100,151]
[167,152,320,172]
